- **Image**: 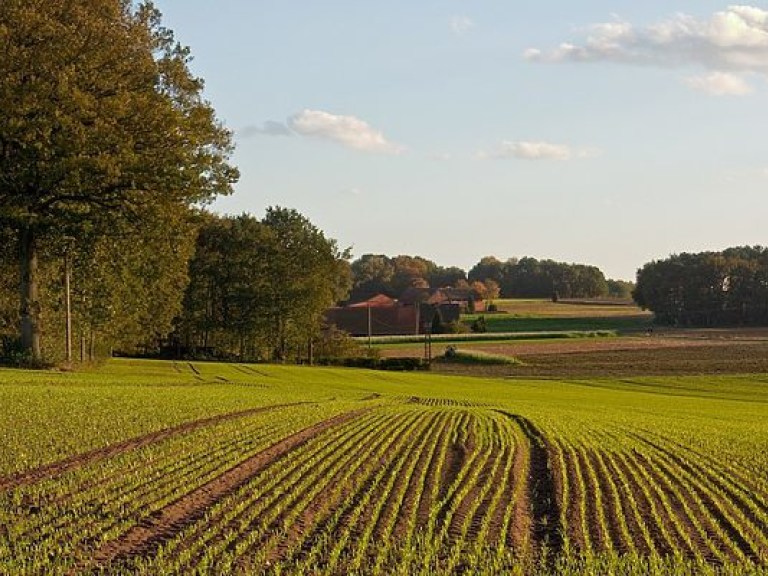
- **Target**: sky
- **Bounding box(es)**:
[153,1,768,281]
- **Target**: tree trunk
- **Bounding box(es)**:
[19,225,42,361]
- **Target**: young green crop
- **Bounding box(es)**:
[2,359,767,574]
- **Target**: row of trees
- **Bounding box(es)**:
[468,256,611,299]
[0,206,349,364]
[175,210,350,361]
[633,246,768,326]
[349,254,629,301]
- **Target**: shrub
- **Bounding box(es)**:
[470,316,487,333]
[442,347,523,366]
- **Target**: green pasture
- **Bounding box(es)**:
[462,313,651,333]
[465,298,653,334]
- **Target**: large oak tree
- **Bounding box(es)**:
[0,0,238,360]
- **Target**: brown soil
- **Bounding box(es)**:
[0,402,311,492]
[385,327,768,377]
[496,412,562,556]
[434,341,768,378]
[85,409,367,571]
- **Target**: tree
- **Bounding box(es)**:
[468,256,508,285]
[350,254,396,299]
[428,266,467,289]
[0,0,238,361]
[179,209,348,361]
[390,255,437,295]
[607,279,635,299]
[261,207,347,360]
[633,247,768,327]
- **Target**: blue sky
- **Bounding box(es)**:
[154,1,768,280]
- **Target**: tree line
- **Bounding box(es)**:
[349,254,631,302]
[633,246,768,326]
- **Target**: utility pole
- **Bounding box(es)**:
[423,309,432,366]
[367,302,372,352]
[64,249,72,365]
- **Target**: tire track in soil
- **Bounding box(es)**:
[233,364,272,378]
[82,409,369,572]
[495,412,564,556]
[0,402,312,492]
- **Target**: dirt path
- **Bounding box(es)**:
[496,412,563,555]
[85,409,367,572]
[0,402,311,492]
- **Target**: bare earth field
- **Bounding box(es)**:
[380,328,768,377]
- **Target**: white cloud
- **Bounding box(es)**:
[451,15,475,36]
[287,109,404,155]
[481,140,596,161]
[684,71,754,95]
[525,5,768,90]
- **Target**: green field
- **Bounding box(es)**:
[464,298,653,334]
[1,359,767,574]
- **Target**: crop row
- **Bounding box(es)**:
[103,406,536,575]
[3,391,766,575]
[552,430,768,565]
[0,403,346,575]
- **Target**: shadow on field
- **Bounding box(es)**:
[496,411,563,555]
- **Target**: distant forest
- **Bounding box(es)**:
[634,246,768,327]
[349,254,633,303]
